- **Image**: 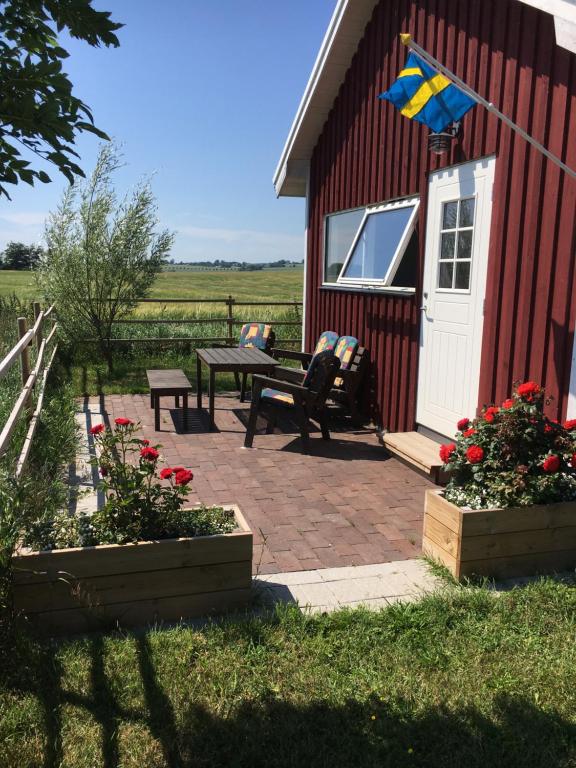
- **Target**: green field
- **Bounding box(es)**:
[0,268,304,396]
[0,267,304,304]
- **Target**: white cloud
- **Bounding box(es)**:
[0,211,47,227]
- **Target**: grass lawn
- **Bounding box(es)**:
[2,580,576,767]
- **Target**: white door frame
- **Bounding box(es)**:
[416,156,496,437]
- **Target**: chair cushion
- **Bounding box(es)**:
[313,330,339,356]
[333,336,359,387]
[239,323,272,350]
[261,387,294,406]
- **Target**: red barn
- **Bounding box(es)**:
[274,0,576,453]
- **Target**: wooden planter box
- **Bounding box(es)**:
[12,505,252,635]
[423,489,576,580]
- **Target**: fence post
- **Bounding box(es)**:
[226,295,235,346]
[18,316,32,419]
[33,301,42,350]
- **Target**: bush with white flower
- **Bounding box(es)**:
[439,381,576,509]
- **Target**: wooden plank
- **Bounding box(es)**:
[15,344,59,478]
[460,525,576,562]
[422,513,460,560]
[424,490,462,535]
[14,560,252,613]
[14,530,252,585]
[0,327,34,381]
[461,501,576,536]
[459,550,576,580]
[29,587,253,635]
[383,432,443,471]
[422,535,458,576]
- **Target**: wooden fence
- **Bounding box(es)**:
[102,296,303,347]
[0,302,59,478]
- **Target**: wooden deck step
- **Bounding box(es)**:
[382,431,445,483]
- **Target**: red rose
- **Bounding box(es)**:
[542,455,560,473]
[502,398,514,409]
[100,466,108,477]
[172,466,186,473]
[483,406,499,423]
[571,454,576,468]
[140,446,159,461]
[463,428,476,438]
[564,419,576,431]
[457,418,470,431]
[439,443,456,463]
[89,423,105,435]
[174,469,194,486]
[141,439,150,446]
[466,445,484,464]
[517,381,541,401]
[115,417,133,426]
[160,467,174,479]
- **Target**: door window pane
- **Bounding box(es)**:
[437,196,475,290]
[441,232,455,259]
[324,208,364,283]
[457,230,473,259]
[438,262,454,289]
[455,261,471,289]
[442,201,458,229]
[341,205,416,281]
[459,198,475,227]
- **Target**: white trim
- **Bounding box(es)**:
[337,198,420,286]
[301,174,310,352]
[273,0,379,197]
[566,329,576,419]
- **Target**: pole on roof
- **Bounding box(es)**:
[400,33,576,181]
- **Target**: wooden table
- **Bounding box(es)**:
[146,369,193,431]
[196,347,277,430]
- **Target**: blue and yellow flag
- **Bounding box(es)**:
[379,52,476,133]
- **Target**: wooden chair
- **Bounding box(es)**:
[271,332,369,424]
[214,322,275,401]
[244,350,341,453]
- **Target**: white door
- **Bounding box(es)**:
[416,156,496,437]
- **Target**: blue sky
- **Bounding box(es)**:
[0,0,335,263]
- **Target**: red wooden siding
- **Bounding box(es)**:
[306,0,576,431]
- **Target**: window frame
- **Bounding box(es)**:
[435,194,477,295]
[322,196,420,291]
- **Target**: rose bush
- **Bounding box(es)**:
[439,382,576,509]
[84,419,235,544]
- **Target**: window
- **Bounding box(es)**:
[323,197,419,290]
[324,208,365,282]
[437,197,475,291]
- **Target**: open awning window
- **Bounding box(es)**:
[324,197,419,290]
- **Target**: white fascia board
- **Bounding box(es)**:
[273,0,379,198]
[517,0,576,52]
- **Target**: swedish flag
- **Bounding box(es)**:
[379,52,476,133]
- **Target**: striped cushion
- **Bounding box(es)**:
[334,336,358,387]
[313,330,339,356]
[239,323,272,350]
[261,387,294,406]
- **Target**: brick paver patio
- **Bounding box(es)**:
[86,392,435,574]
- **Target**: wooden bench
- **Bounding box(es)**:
[146,369,193,432]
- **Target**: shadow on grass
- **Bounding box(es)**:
[4,629,576,768]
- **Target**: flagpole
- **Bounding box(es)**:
[400,33,576,181]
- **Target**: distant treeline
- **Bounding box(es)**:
[165,259,304,272]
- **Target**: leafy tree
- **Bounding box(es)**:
[40,144,173,371]
[1,241,44,270]
[0,0,122,199]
